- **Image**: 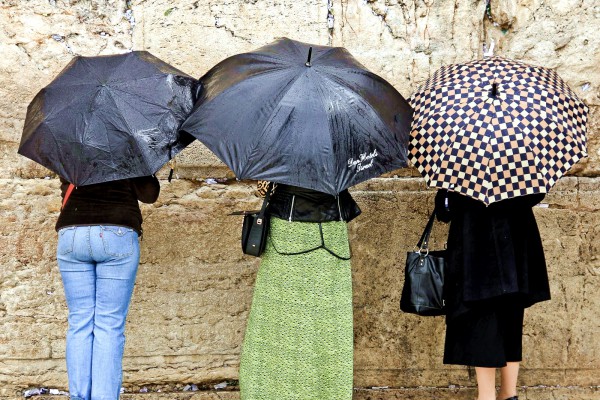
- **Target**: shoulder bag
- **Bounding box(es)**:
[239,182,273,257]
[400,210,446,316]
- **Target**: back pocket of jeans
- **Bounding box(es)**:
[57,227,76,255]
[101,226,135,257]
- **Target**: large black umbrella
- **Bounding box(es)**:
[180,37,412,195]
[19,51,200,186]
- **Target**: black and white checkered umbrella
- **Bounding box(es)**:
[409,56,588,205]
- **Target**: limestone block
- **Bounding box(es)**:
[544,176,578,208]
[579,177,600,210]
[332,0,485,95]
[483,1,600,177]
[130,0,329,78]
[582,105,600,176]
[489,0,518,29]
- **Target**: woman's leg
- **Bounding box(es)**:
[475,367,497,400]
[498,362,520,399]
[497,305,524,400]
[57,227,96,400]
[89,226,140,400]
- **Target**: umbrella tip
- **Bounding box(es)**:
[305,46,313,67]
[490,82,498,98]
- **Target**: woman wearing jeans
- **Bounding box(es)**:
[55,176,160,400]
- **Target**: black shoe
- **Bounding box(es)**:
[503,397,518,400]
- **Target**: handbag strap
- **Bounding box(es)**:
[257,182,273,221]
[61,183,75,210]
[416,210,436,251]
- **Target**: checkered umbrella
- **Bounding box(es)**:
[409,56,588,205]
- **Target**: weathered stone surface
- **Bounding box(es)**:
[1,177,600,399]
[483,0,600,176]
[1,1,600,399]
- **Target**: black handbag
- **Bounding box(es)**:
[239,183,273,257]
[400,210,446,316]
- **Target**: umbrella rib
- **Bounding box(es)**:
[200,62,294,104]
[413,96,488,129]
[502,67,575,95]
[239,72,306,178]
[43,88,98,120]
[108,86,168,126]
[502,91,583,141]
[103,88,152,176]
[43,120,72,182]
[318,69,407,149]
[309,47,342,64]
[224,51,294,72]
[309,72,339,193]
[104,73,179,86]
[500,100,581,188]
[313,69,407,192]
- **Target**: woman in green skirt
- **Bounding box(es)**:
[239,182,361,400]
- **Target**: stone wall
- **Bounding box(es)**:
[0,0,598,399]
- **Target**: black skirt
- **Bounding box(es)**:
[444,302,524,368]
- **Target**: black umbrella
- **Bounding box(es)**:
[180,38,412,195]
[19,51,200,186]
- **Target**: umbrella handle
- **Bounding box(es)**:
[167,158,177,182]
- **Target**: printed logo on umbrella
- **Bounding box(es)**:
[348,149,378,173]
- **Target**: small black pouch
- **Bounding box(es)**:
[400,210,446,316]
[240,183,273,257]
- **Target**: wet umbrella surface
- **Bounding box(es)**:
[181,37,412,195]
[19,51,200,186]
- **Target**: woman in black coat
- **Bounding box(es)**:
[435,189,550,400]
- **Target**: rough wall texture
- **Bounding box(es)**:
[0,0,599,399]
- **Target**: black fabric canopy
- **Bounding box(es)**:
[19,51,200,185]
[181,38,412,195]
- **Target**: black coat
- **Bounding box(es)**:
[435,190,551,319]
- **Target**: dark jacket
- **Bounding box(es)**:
[435,190,551,319]
[267,184,361,223]
[55,176,160,235]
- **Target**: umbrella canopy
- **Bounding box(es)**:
[409,56,588,205]
[19,51,200,186]
[180,37,412,195]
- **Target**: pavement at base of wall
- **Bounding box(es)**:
[8,385,599,400]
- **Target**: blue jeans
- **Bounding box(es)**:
[57,225,140,400]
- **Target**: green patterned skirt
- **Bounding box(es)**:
[239,217,353,400]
